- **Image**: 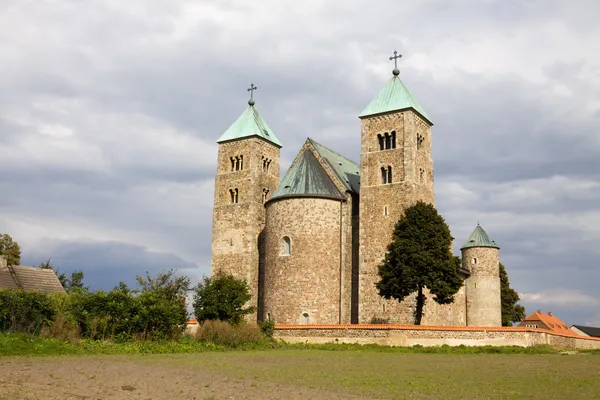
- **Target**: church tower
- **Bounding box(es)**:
[358,52,435,323]
[211,84,282,320]
[461,224,502,327]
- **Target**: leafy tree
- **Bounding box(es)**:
[136,269,191,302]
[39,259,87,293]
[376,201,463,325]
[0,233,21,266]
[193,271,255,324]
[500,262,526,326]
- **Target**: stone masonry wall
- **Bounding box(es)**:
[273,325,600,349]
[357,110,463,325]
[211,138,280,321]
[463,247,502,326]
[263,197,353,324]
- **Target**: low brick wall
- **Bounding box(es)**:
[274,324,600,349]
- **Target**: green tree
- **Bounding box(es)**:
[39,259,87,293]
[193,271,255,324]
[500,262,526,326]
[0,233,21,266]
[136,269,191,302]
[376,201,463,325]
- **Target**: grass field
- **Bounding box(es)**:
[2,347,600,399]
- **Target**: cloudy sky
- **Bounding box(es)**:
[1,0,598,325]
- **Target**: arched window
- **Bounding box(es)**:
[267,313,271,321]
[419,168,425,183]
[385,133,391,150]
[230,157,235,172]
[377,134,384,150]
[239,155,243,170]
[281,236,291,255]
[391,131,396,149]
[229,188,238,204]
[262,188,270,203]
[387,166,392,184]
[417,134,425,150]
[381,167,387,184]
[472,257,478,265]
[302,312,309,324]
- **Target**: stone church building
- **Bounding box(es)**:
[211,58,502,327]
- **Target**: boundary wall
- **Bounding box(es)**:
[274,324,600,349]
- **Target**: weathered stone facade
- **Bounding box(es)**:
[462,247,502,326]
[211,137,280,318]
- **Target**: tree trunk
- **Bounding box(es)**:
[414,285,426,325]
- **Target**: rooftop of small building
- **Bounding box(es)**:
[0,262,66,294]
[520,310,577,336]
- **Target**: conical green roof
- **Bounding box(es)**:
[217,105,282,147]
[359,75,432,124]
[270,147,344,201]
[461,224,500,250]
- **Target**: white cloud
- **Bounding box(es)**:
[520,290,600,308]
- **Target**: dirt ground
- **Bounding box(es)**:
[0,355,370,400]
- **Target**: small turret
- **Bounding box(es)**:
[461,223,501,327]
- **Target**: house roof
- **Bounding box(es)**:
[519,310,576,336]
[0,265,66,293]
[359,74,432,124]
[217,105,282,148]
[461,223,500,250]
[571,325,600,338]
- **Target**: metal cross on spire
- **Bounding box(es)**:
[389,50,402,76]
[247,83,258,106]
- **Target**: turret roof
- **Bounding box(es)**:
[461,223,500,250]
[359,74,432,124]
[217,105,282,148]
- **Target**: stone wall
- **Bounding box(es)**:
[262,197,354,324]
[463,247,502,326]
[274,324,600,349]
[211,138,281,321]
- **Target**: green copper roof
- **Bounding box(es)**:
[461,224,500,250]
[309,139,360,194]
[270,148,343,201]
[217,105,282,147]
[359,75,432,124]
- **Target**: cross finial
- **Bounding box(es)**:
[389,50,402,76]
[247,83,258,106]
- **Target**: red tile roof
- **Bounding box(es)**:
[519,310,577,336]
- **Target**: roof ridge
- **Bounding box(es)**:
[308,138,359,168]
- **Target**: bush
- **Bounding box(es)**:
[40,315,80,343]
[258,320,275,337]
[195,320,264,347]
[0,289,56,333]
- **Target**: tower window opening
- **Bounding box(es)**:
[391,131,396,149]
[262,188,270,203]
[229,188,239,204]
[472,257,478,265]
[381,166,393,184]
[281,236,291,256]
[385,133,391,150]
[262,156,272,173]
[239,155,243,170]
[419,168,425,183]
[302,312,309,324]
[383,206,388,216]
[377,134,384,150]
[417,134,425,150]
[230,157,235,171]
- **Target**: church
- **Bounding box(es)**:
[210,53,502,327]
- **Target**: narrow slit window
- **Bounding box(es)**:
[282,236,291,255]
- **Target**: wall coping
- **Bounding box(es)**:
[274,324,600,342]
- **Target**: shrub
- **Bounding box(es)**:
[195,320,264,347]
[40,315,80,343]
[0,289,56,333]
[258,320,275,337]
